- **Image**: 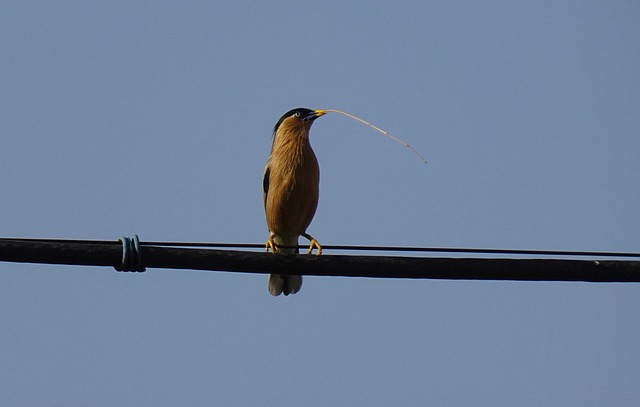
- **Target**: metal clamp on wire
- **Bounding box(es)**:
[115,234,146,272]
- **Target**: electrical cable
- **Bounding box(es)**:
[2,238,636,258]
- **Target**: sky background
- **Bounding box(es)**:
[1,1,639,406]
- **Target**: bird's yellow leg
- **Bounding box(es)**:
[265,233,279,254]
[301,233,322,256]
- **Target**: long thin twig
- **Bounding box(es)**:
[322,109,428,164]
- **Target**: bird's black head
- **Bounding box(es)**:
[273,107,326,136]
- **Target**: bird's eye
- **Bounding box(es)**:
[293,112,301,118]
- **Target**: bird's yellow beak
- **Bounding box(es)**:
[301,109,327,122]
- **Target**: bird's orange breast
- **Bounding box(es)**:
[264,132,320,241]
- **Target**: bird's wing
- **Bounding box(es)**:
[262,164,270,207]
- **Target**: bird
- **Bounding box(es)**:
[263,107,326,296]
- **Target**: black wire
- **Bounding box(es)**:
[147,242,640,258]
[2,237,638,258]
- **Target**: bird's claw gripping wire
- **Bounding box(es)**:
[265,233,321,255]
[302,233,322,256]
[265,235,279,254]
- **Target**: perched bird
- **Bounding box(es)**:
[263,107,326,296]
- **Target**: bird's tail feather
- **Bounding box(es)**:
[268,273,302,296]
[268,237,302,296]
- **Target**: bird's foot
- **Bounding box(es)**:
[307,239,322,256]
[302,233,322,256]
[265,236,279,254]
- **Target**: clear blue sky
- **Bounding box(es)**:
[1,1,639,406]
